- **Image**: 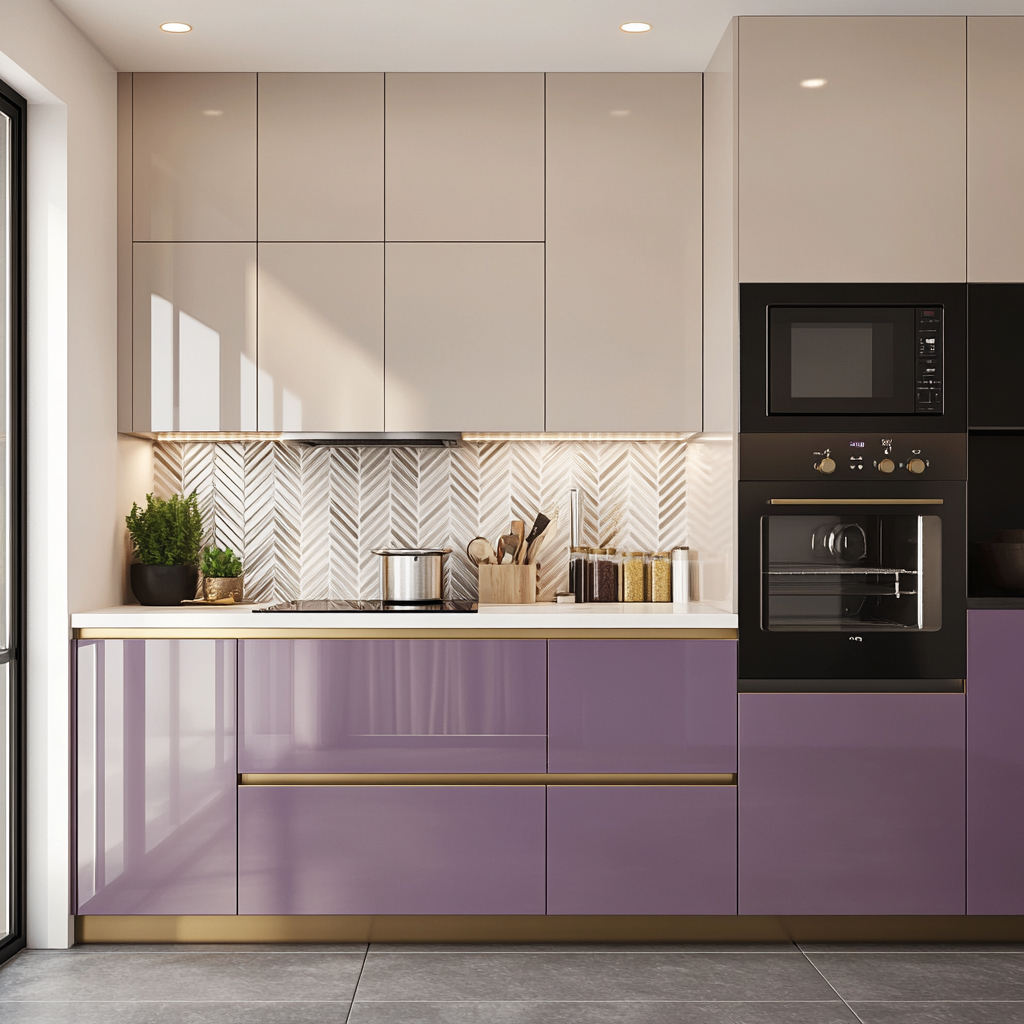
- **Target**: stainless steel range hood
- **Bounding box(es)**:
[280,432,462,448]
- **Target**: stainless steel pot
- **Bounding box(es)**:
[371,548,451,603]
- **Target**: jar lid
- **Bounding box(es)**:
[592,547,614,555]
[569,546,588,553]
[653,551,671,557]
[623,551,646,557]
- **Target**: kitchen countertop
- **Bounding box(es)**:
[71,601,737,638]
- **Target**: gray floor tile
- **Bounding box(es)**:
[349,1002,859,1023]
[0,1004,351,1024]
[355,952,840,1002]
[25,943,367,954]
[850,1003,1024,1024]
[0,951,364,1002]
[369,943,799,954]
[805,953,1024,1001]
[800,944,1024,954]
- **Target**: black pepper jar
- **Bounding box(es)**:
[591,547,620,603]
[568,546,589,603]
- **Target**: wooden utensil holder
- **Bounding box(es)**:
[477,564,537,604]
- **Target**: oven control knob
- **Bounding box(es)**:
[815,457,836,475]
[907,458,926,475]
[878,458,895,474]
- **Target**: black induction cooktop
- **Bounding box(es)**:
[256,600,477,613]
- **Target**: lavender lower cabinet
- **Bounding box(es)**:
[75,639,237,914]
[546,786,737,914]
[238,785,546,914]
[739,693,966,915]
[968,610,1024,913]
[548,640,737,773]
[240,639,546,773]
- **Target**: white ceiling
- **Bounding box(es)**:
[53,0,1024,73]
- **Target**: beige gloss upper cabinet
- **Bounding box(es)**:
[133,74,256,242]
[384,74,544,241]
[384,243,544,431]
[738,17,967,283]
[545,74,703,431]
[257,74,384,241]
[968,18,1024,281]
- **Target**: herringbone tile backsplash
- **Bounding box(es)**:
[152,439,733,605]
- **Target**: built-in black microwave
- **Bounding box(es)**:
[740,284,966,433]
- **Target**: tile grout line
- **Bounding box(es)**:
[797,945,867,1024]
[344,943,371,1023]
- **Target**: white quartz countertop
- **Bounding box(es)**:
[72,601,737,634]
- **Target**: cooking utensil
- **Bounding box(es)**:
[525,508,558,564]
[466,537,495,566]
[496,536,507,564]
[500,534,519,565]
[371,548,451,603]
[511,520,526,564]
[568,488,581,549]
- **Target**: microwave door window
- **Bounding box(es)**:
[762,514,941,632]
[790,325,875,398]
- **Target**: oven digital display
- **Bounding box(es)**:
[850,441,865,447]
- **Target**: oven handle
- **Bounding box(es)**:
[769,499,943,505]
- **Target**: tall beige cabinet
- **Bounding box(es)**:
[737,17,967,284]
[546,74,703,432]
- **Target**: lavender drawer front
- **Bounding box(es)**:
[238,785,546,915]
[239,639,547,773]
[547,786,737,915]
[739,692,965,915]
[76,639,237,915]
[968,610,1024,913]
[548,640,737,773]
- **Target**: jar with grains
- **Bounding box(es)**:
[568,546,589,603]
[646,552,672,602]
[621,552,646,602]
[590,548,620,603]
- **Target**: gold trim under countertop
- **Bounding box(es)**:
[74,627,737,640]
[76,915,1024,945]
[239,773,736,787]
[770,498,943,506]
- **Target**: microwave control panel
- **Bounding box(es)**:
[739,432,966,481]
[915,308,943,413]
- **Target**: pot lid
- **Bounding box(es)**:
[371,548,452,556]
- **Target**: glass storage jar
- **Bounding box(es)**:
[591,548,620,603]
[646,551,672,602]
[568,546,589,603]
[621,552,646,602]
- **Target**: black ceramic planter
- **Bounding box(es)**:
[130,563,198,606]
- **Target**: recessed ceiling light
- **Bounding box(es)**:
[202,110,223,117]
[620,22,651,33]
[800,78,827,89]
[160,22,192,33]
[610,109,631,117]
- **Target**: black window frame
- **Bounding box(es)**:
[0,74,27,967]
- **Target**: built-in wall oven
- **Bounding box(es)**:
[738,432,966,692]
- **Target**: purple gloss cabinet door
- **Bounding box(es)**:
[239,639,547,773]
[739,692,965,915]
[968,610,1024,913]
[238,785,546,914]
[547,785,737,914]
[75,640,237,914]
[548,640,737,773]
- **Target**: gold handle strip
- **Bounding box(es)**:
[75,627,738,640]
[239,772,736,787]
[770,499,943,506]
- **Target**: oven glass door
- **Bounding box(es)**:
[769,307,917,415]
[763,512,941,632]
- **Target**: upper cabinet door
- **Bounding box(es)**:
[738,17,967,283]
[257,242,384,431]
[133,73,256,242]
[384,242,544,431]
[968,18,1024,281]
[385,73,544,241]
[545,74,703,432]
[133,242,257,431]
[257,73,384,242]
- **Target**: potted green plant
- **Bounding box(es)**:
[125,492,204,605]
[200,545,244,602]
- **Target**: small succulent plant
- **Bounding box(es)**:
[200,545,243,579]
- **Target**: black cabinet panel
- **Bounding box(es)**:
[969,284,1024,428]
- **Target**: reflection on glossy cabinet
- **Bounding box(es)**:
[75,640,237,914]
[238,784,546,914]
[739,692,966,915]
[968,610,1024,913]
[547,785,737,915]
[132,73,256,242]
[132,242,256,431]
[384,73,544,242]
[545,73,703,431]
[257,73,384,242]
[384,243,544,431]
[547,640,737,773]
[968,18,1024,281]
[239,639,547,773]
[738,17,967,283]
[256,243,384,431]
